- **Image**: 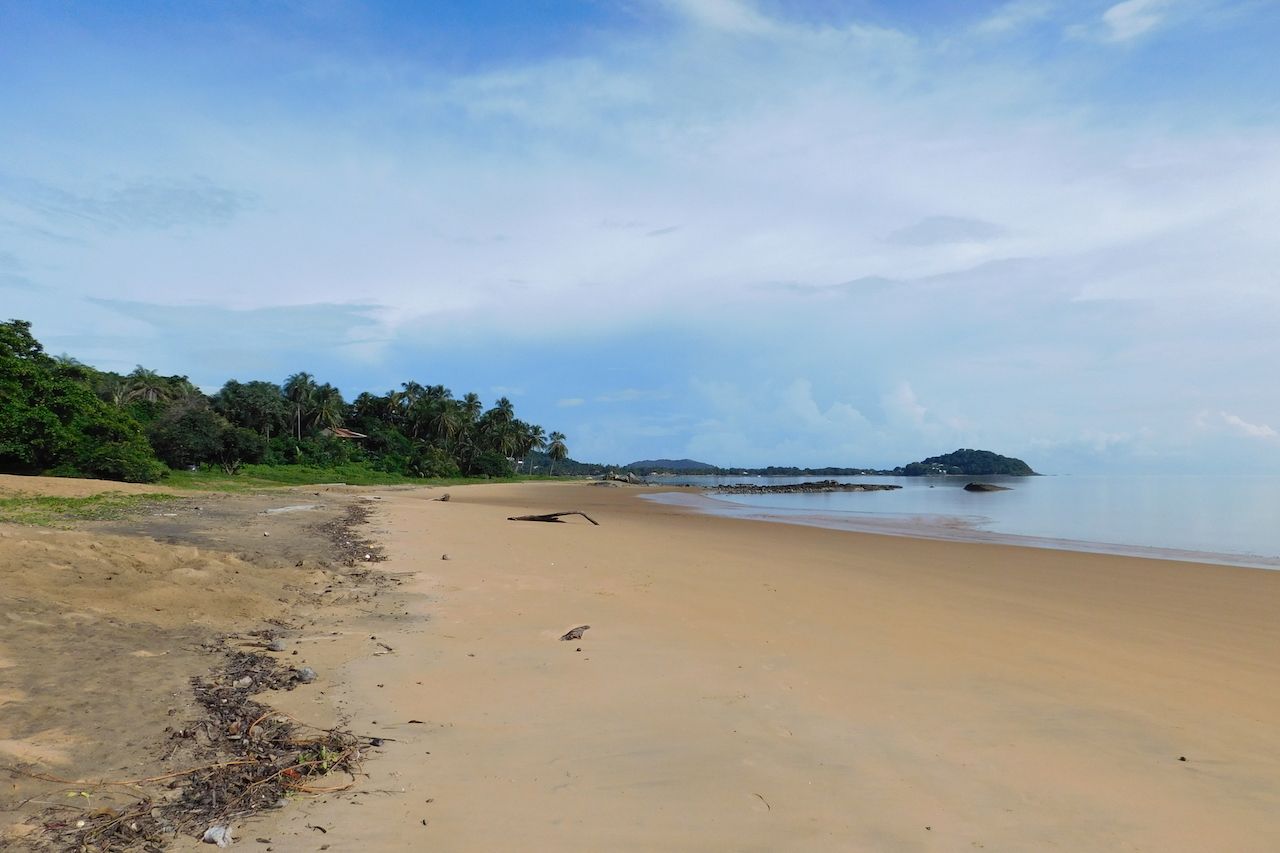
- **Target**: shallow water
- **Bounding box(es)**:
[642,474,1280,569]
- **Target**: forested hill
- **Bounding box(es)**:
[0,319,570,483]
[897,449,1037,476]
[626,459,719,472]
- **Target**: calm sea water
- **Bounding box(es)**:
[641,474,1280,569]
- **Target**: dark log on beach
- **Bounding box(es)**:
[560,625,590,641]
[711,480,902,495]
[964,482,1011,492]
[508,511,600,525]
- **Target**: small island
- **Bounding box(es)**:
[896,449,1036,477]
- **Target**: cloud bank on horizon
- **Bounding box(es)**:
[2,0,1278,472]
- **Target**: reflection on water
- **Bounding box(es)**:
[641,474,1280,569]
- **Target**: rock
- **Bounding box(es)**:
[202,825,233,847]
[712,480,902,495]
[262,531,270,537]
[266,639,286,652]
[560,625,590,641]
[441,554,451,561]
[233,676,253,689]
[294,666,318,684]
[963,482,1011,492]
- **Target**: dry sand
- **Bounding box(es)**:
[237,482,1280,852]
[0,477,410,848]
[2,473,1280,845]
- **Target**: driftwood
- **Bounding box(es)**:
[507,511,599,526]
[560,625,590,641]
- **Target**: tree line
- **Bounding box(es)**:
[0,319,569,483]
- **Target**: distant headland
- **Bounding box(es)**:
[586,449,1037,478]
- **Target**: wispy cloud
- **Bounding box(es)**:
[1220,411,1278,440]
[0,174,253,232]
[887,216,1006,246]
[1100,0,1176,41]
[972,0,1056,36]
[557,397,585,408]
[658,0,780,36]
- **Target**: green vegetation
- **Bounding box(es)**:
[897,448,1036,477]
[0,491,180,526]
[0,319,572,486]
[0,321,165,482]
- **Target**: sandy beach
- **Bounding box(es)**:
[6,478,1280,850]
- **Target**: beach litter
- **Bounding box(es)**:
[12,645,376,851]
[560,625,590,641]
[201,824,233,846]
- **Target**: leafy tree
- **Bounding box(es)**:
[0,320,163,482]
[470,449,514,478]
[214,380,290,438]
[147,399,229,469]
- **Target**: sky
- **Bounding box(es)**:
[2,0,1278,472]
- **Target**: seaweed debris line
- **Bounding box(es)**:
[711,480,902,495]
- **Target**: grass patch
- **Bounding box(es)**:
[162,464,575,492]
[0,492,181,526]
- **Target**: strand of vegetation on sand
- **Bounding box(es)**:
[1,319,571,486]
[0,492,182,526]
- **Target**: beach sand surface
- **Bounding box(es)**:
[243,481,1280,852]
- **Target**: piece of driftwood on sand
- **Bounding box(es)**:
[507,511,600,525]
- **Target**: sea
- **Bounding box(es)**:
[640,474,1280,570]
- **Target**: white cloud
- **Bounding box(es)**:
[882,382,928,427]
[1101,0,1176,41]
[1220,412,1278,440]
[973,0,1056,36]
[659,0,780,36]
[557,397,585,408]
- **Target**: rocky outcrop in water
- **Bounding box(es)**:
[711,480,902,495]
[964,482,1011,492]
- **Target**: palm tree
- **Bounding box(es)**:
[400,381,425,407]
[126,366,172,403]
[491,396,515,424]
[283,372,317,439]
[429,400,465,448]
[98,374,129,407]
[547,431,568,476]
[460,392,483,422]
[517,423,546,473]
[309,383,346,431]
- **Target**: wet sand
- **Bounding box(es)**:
[245,481,1280,851]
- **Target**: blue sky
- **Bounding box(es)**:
[3,0,1278,471]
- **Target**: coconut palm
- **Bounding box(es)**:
[460,392,483,422]
[429,400,465,447]
[516,423,546,473]
[283,372,317,439]
[547,431,568,476]
[309,383,346,431]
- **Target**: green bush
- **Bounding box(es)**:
[0,320,164,483]
[469,449,514,478]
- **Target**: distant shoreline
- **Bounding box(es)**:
[641,487,1280,571]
